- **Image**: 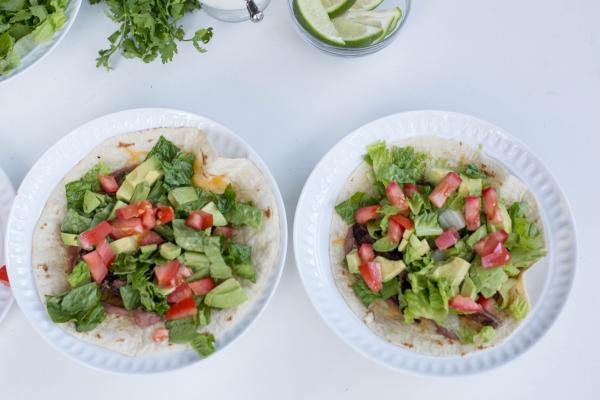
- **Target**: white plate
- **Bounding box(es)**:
[294,110,577,376]
[0,167,15,324]
[0,0,82,84]
[4,108,288,373]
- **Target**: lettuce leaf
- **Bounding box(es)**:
[414,212,443,237]
[45,282,106,332]
[469,259,508,298]
[163,151,195,189]
[505,202,546,269]
[64,162,111,212]
[457,325,496,345]
[61,209,92,234]
[364,142,427,188]
[509,296,529,320]
[67,261,91,288]
[335,192,377,224]
[403,278,450,325]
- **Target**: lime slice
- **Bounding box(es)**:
[295,0,345,46]
[332,17,383,48]
[321,0,357,18]
[350,0,384,11]
[342,7,403,43]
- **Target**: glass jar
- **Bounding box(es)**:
[203,0,272,22]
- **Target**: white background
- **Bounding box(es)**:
[0,0,598,398]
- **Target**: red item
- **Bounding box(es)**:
[96,239,116,266]
[358,243,375,263]
[139,230,164,246]
[154,260,181,288]
[449,295,483,313]
[155,204,175,224]
[79,221,113,250]
[482,187,503,224]
[387,218,404,243]
[428,172,462,208]
[83,251,108,284]
[167,284,194,304]
[355,205,380,224]
[359,262,382,293]
[435,229,460,250]
[389,214,414,230]
[188,278,216,296]
[385,181,409,212]
[152,328,169,343]
[481,242,511,268]
[116,200,152,220]
[213,225,234,239]
[141,208,156,230]
[478,296,497,315]
[403,183,419,197]
[473,230,509,256]
[110,218,144,239]
[165,297,197,320]
[99,175,119,194]
[186,211,213,230]
[0,265,9,287]
[464,196,481,231]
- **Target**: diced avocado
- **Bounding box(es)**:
[201,202,227,226]
[168,187,199,208]
[144,170,163,186]
[159,242,181,260]
[108,200,128,220]
[83,190,102,214]
[398,229,413,251]
[60,232,79,247]
[466,225,488,247]
[460,275,478,300]
[204,278,248,309]
[130,181,151,203]
[116,181,135,203]
[373,236,398,252]
[110,235,140,254]
[425,167,454,185]
[140,244,158,255]
[432,257,471,289]
[409,234,430,258]
[459,177,483,197]
[180,251,210,269]
[345,249,361,274]
[375,256,406,282]
[494,203,512,234]
[116,156,163,201]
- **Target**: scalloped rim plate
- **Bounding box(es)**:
[293,110,576,376]
[4,108,288,373]
[0,167,15,324]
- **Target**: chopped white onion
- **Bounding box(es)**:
[438,209,466,231]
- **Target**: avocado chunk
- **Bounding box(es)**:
[108,200,128,220]
[458,177,483,197]
[398,229,413,252]
[130,181,151,203]
[168,187,198,209]
[205,243,232,280]
[140,244,158,255]
[201,202,227,226]
[425,167,454,185]
[159,242,181,260]
[116,156,163,201]
[60,232,79,247]
[410,234,430,258]
[375,256,406,282]
[110,235,140,254]
[204,278,248,309]
[373,236,398,252]
[345,249,361,274]
[83,190,102,214]
[432,257,471,291]
[180,252,210,280]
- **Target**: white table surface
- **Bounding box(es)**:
[0,0,598,398]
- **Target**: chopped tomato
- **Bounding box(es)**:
[116,200,152,220]
[99,175,119,193]
[96,239,116,266]
[83,251,108,284]
[449,295,483,313]
[141,209,156,230]
[478,296,497,315]
[79,221,113,250]
[359,262,382,293]
[165,297,197,321]
[481,242,511,268]
[189,278,216,296]
[0,265,9,287]
[474,230,509,256]
[387,218,404,243]
[389,214,414,230]
[155,204,175,224]
[213,225,234,238]
[429,172,462,208]
[154,260,181,288]
[435,229,460,250]
[355,205,380,225]
[152,328,169,343]
[167,284,193,304]
[403,183,419,197]
[482,187,503,223]
[358,243,375,263]
[139,230,164,246]
[186,210,213,230]
[385,181,409,212]
[111,218,144,239]
[464,196,481,231]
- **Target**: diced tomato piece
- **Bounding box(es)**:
[429,172,462,208]
[464,196,481,231]
[79,221,113,250]
[449,295,483,313]
[389,214,414,230]
[478,296,497,315]
[96,239,116,266]
[482,186,503,223]
[481,242,511,268]
[0,265,9,287]
[116,200,152,220]
[403,183,419,197]
[186,210,213,230]
[473,230,509,256]
[387,219,404,243]
[139,230,164,246]
[165,297,197,321]
[167,284,193,304]
[188,278,216,296]
[386,181,409,212]
[355,205,380,224]
[83,251,108,284]
[152,328,169,343]
[435,229,460,250]
[358,243,375,263]
[155,204,175,224]
[359,262,382,293]
[213,225,234,239]
[99,175,119,193]
[141,209,156,230]
[174,265,193,287]
[110,218,144,239]
[154,260,181,288]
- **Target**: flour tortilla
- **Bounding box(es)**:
[33,127,280,356]
[330,137,544,356]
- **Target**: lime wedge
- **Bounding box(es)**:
[321,0,357,18]
[342,7,403,43]
[332,17,383,47]
[295,0,345,46]
[350,0,384,11]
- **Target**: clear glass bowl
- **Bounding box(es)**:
[288,0,410,57]
[204,0,272,22]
